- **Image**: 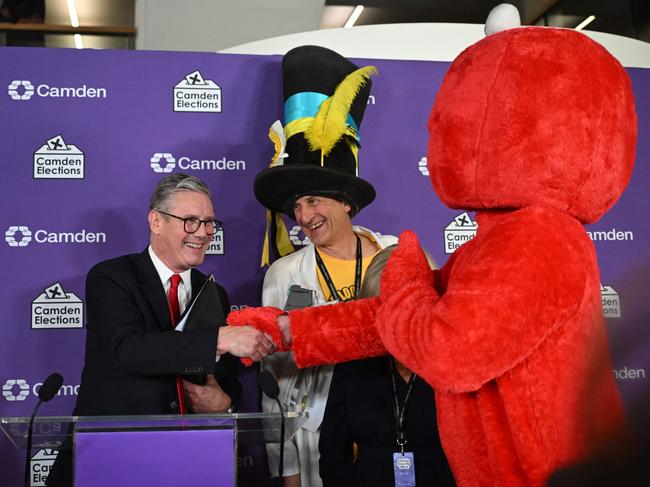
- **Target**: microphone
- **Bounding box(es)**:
[25,373,63,487]
[38,373,64,402]
[259,370,284,486]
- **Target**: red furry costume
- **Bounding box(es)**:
[230,26,637,486]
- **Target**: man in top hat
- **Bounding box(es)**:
[253,45,397,487]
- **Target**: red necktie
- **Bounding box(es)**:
[168,274,187,414]
[168,274,181,324]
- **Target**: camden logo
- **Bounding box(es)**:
[5,225,32,247]
[7,79,107,101]
[205,228,225,255]
[173,70,221,113]
[150,152,246,173]
[2,379,30,401]
[290,225,311,247]
[5,225,106,247]
[29,449,59,486]
[444,212,478,254]
[8,80,35,100]
[151,152,176,173]
[32,282,84,329]
[2,378,79,403]
[418,156,429,176]
[33,135,84,179]
[601,284,621,319]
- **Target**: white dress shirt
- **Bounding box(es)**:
[148,245,192,316]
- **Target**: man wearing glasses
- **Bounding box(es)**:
[46,173,275,486]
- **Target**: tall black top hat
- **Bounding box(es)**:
[254,45,377,217]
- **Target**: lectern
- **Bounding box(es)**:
[1,412,306,486]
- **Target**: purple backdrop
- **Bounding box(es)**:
[1,46,648,486]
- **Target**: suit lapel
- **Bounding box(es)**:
[136,249,172,330]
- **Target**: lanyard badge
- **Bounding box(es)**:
[393,451,416,487]
[390,358,417,486]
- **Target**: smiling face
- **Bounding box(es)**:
[149,190,214,273]
[293,195,353,250]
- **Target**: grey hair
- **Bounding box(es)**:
[359,244,437,299]
[149,173,212,212]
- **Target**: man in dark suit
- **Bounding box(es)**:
[46,173,275,486]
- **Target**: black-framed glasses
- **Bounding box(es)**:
[157,211,222,235]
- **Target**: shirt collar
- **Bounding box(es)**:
[148,245,192,288]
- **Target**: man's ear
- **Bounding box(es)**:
[148,210,160,235]
[343,202,352,215]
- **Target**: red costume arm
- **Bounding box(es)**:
[226,299,387,367]
[289,230,436,367]
[377,208,592,393]
[289,296,386,368]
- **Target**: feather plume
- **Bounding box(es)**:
[305,66,377,157]
[268,120,288,166]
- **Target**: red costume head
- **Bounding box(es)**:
[428,27,637,223]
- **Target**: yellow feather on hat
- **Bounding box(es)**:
[305,65,377,157]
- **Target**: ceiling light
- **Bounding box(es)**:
[575,15,596,31]
[66,0,80,27]
[67,1,83,49]
[344,5,364,29]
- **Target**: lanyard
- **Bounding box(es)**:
[389,358,416,453]
[314,235,362,302]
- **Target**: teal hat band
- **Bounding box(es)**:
[284,91,360,136]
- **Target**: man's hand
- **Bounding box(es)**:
[183,375,231,413]
[217,325,276,361]
[278,314,292,346]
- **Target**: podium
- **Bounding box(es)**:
[1,412,306,486]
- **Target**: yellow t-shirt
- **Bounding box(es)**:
[316,250,378,302]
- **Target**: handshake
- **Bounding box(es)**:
[218,307,290,364]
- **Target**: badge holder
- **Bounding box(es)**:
[393,433,416,487]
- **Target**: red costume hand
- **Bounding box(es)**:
[380,230,435,299]
[227,306,288,366]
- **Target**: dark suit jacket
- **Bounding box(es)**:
[46,250,240,486]
[73,249,241,415]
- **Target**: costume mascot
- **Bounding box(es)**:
[229,5,637,486]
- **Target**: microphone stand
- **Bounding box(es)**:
[275,396,285,485]
[25,400,44,487]
[25,373,63,487]
[259,370,285,487]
